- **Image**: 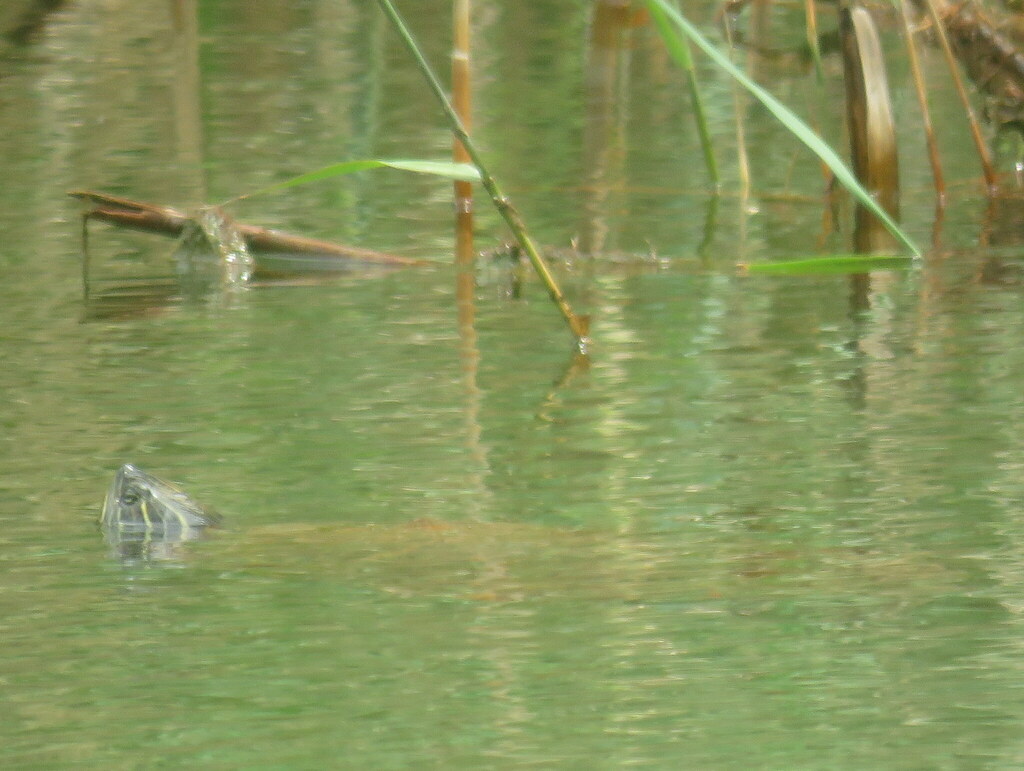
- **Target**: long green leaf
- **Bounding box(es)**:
[645,0,921,258]
[232,159,481,202]
[741,254,914,275]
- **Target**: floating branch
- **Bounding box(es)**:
[69,190,423,270]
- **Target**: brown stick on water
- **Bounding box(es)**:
[68,191,424,267]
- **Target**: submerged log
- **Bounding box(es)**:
[68,190,424,271]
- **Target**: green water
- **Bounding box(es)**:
[4,1,1024,768]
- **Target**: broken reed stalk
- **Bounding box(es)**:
[841,5,900,253]
[374,0,590,344]
[841,5,899,213]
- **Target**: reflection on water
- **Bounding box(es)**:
[4,0,1024,768]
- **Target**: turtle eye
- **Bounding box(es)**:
[120,490,140,506]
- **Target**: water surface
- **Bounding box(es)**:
[3,1,1024,768]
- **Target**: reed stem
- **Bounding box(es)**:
[920,0,996,192]
[648,1,719,187]
[899,1,945,203]
[375,0,589,344]
[452,0,473,208]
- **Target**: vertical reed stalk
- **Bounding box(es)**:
[721,15,751,200]
[451,1,485,483]
[452,0,475,317]
[452,0,473,216]
[921,0,996,191]
[900,1,945,202]
[579,0,631,256]
[803,0,824,84]
[647,1,719,187]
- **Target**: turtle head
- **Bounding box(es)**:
[101,464,219,563]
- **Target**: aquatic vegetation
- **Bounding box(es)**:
[373,0,590,345]
[740,254,914,275]
[646,2,718,186]
[645,0,921,258]
[230,159,481,203]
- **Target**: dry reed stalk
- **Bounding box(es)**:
[920,0,997,191]
[899,0,945,203]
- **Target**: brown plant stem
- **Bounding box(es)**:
[899,0,945,203]
[452,0,474,214]
[920,0,997,192]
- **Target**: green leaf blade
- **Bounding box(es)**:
[741,254,915,275]
[233,159,481,202]
[645,0,921,258]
